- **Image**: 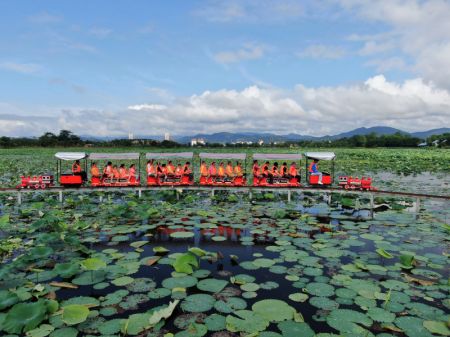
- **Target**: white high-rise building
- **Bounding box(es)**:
[128,132,134,140]
[164,133,171,141]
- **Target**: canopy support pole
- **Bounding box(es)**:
[369,193,374,219]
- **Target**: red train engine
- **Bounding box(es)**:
[17,174,54,189]
[338,176,376,191]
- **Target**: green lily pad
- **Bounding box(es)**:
[197,278,228,293]
[162,276,198,289]
[112,276,134,286]
[423,320,450,336]
[2,300,47,334]
[62,304,90,325]
[252,299,296,322]
[173,252,199,274]
[225,310,269,333]
[277,321,315,337]
[204,314,226,331]
[181,294,215,313]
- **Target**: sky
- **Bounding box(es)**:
[0,0,449,138]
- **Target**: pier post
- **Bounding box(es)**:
[17,191,22,206]
[99,195,103,203]
[287,190,291,203]
[58,191,63,203]
[138,188,142,198]
[211,189,215,197]
[369,193,374,219]
[415,197,421,217]
[249,190,252,200]
[327,193,332,205]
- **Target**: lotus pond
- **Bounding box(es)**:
[0,186,449,337]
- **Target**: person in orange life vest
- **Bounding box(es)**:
[270,162,280,184]
[200,161,208,177]
[166,160,175,176]
[225,161,234,178]
[252,160,260,178]
[72,160,87,181]
[217,162,225,180]
[175,163,183,177]
[119,164,129,179]
[289,162,300,181]
[90,162,100,178]
[147,159,156,177]
[129,164,137,181]
[234,162,243,177]
[112,165,120,180]
[184,162,193,180]
[160,163,167,182]
[309,159,323,184]
[280,162,288,178]
[103,161,113,179]
[209,162,217,178]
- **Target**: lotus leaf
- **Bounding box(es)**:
[423,320,450,336]
[148,288,171,299]
[80,258,106,271]
[367,307,395,323]
[29,246,53,259]
[148,300,179,326]
[399,254,415,269]
[197,278,228,293]
[277,321,315,337]
[2,300,47,334]
[62,304,90,325]
[49,327,78,337]
[326,309,373,336]
[260,281,279,290]
[214,297,247,313]
[204,314,226,331]
[305,282,335,297]
[225,310,269,333]
[162,276,198,289]
[376,248,394,259]
[211,236,226,241]
[126,277,156,292]
[395,316,434,337]
[112,276,134,286]
[153,246,169,254]
[98,318,123,335]
[240,282,260,292]
[288,293,309,302]
[181,294,215,313]
[170,231,195,239]
[309,297,339,310]
[25,324,54,337]
[173,252,199,274]
[252,299,295,322]
[0,290,19,310]
[121,312,152,335]
[253,258,276,268]
[53,263,80,278]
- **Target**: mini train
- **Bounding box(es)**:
[17,151,376,191]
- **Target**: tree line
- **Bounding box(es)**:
[0,130,448,148]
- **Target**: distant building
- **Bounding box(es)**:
[191,138,206,146]
[418,142,427,147]
[258,139,264,146]
[164,133,171,141]
[128,132,134,140]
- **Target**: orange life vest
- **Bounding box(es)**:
[200,164,208,176]
[147,163,156,175]
[272,166,279,176]
[129,167,136,178]
[289,165,297,176]
[184,165,191,174]
[226,165,234,176]
[72,163,81,173]
[234,166,242,176]
[209,165,217,176]
[91,166,100,177]
[119,168,128,178]
[252,164,259,175]
[167,164,175,175]
[175,166,183,175]
[218,166,225,177]
[113,168,120,179]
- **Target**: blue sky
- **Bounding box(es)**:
[0,0,449,137]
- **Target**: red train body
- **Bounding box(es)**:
[199,176,246,187]
[17,175,54,189]
[338,176,376,191]
[253,176,300,187]
[147,174,193,186]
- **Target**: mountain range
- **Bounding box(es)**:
[82,126,449,143]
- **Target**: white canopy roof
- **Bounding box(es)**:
[54,152,87,161]
[199,152,246,160]
[253,153,302,160]
[146,152,193,159]
[305,152,336,160]
[89,153,140,160]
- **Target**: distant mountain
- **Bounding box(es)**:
[410,128,450,138]
[80,126,450,143]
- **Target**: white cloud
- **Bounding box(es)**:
[213,44,265,64]
[297,44,346,59]
[194,0,303,23]
[28,11,62,24]
[337,0,450,88]
[0,61,42,74]
[127,104,168,111]
[88,27,113,38]
[2,76,448,137]
[364,57,406,72]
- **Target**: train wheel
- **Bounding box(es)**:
[34,184,40,189]
[41,184,47,189]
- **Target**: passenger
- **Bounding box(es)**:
[271,162,280,184]
[103,161,113,179]
[184,162,193,180]
[225,161,234,178]
[156,162,163,177]
[262,161,271,183]
[218,162,225,180]
[90,162,100,178]
[175,163,183,176]
[167,160,175,176]
[160,164,167,182]
[129,164,137,181]
[147,159,156,177]
[252,160,260,178]
[119,164,129,179]
[234,162,243,177]
[309,159,323,184]
[289,162,301,181]
[281,162,288,178]
[209,161,217,179]
[72,160,87,181]
[112,165,120,180]
[200,161,208,177]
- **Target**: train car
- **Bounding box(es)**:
[55,152,88,187]
[338,176,376,191]
[305,152,336,186]
[145,152,194,186]
[252,153,302,187]
[199,153,246,186]
[89,152,141,187]
[17,174,54,189]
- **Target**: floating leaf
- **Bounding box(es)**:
[80,258,106,271]
[3,300,47,334]
[61,304,90,325]
[181,294,215,313]
[197,278,228,293]
[148,300,179,326]
[226,310,269,334]
[173,252,199,274]
[376,248,394,259]
[153,246,169,254]
[423,320,450,336]
[252,299,296,322]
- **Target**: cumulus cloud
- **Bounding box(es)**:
[297,44,346,59]
[0,61,42,74]
[213,44,265,64]
[2,75,448,137]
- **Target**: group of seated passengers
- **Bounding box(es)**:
[252,160,301,184]
[200,161,243,180]
[89,161,137,181]
[146,160,193,181]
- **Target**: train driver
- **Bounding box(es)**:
[72,160,87,181]
[309,159,323,184]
